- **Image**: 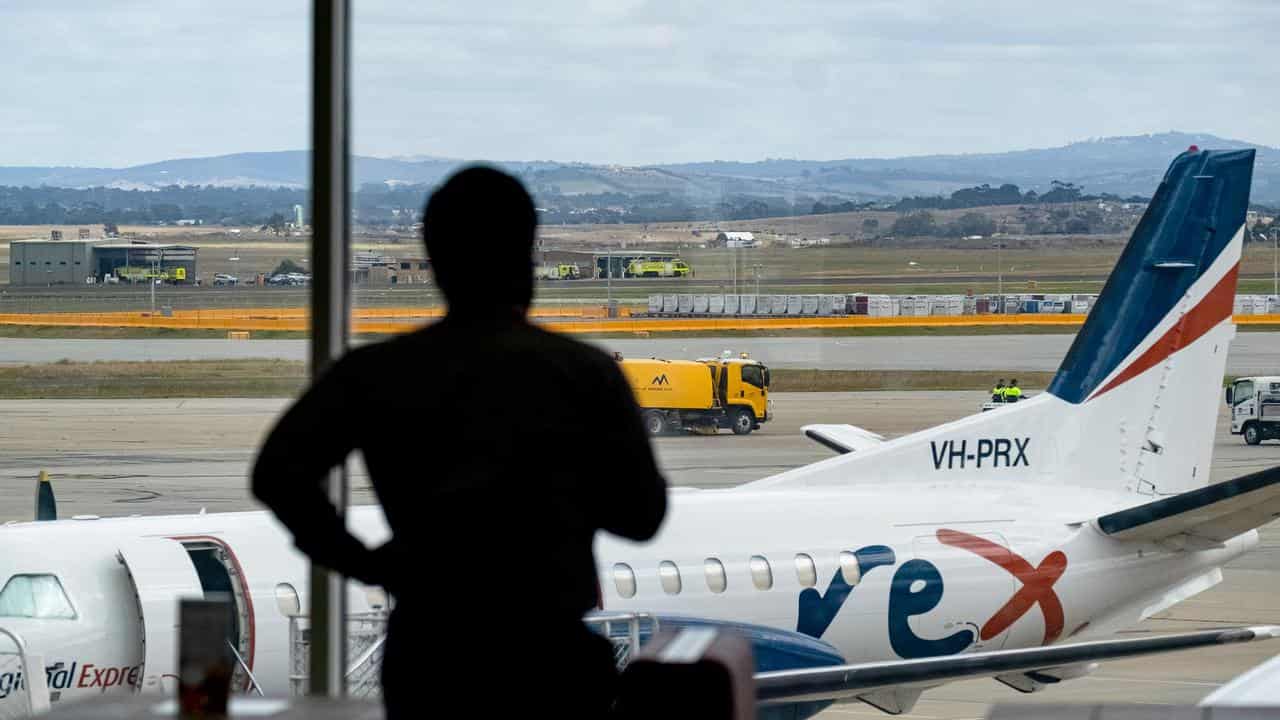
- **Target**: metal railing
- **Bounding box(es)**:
[584,612,659,670]
[288,611,389,698]
[0,627,49,719]
[285,610,657,699]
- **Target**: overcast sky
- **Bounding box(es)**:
[3,1,1278,167]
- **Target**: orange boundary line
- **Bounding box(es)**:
[3,308,1280,334]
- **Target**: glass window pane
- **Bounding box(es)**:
[839,551,862,586]
[612,563,636,599]
[794,554,817,588]
[658,561,682,595]
[0,575,76,619]
[749,555,773,591]
[704,558,727,594]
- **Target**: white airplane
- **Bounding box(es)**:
[1,147,1278,719]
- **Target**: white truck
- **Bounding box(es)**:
[1226,375,1280,445]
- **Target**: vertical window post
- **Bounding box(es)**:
[310,0,350,697]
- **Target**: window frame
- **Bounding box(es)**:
[704,558,727,594]
[0,573,78,620]
[749,555,773,590]
[658,560,682,595]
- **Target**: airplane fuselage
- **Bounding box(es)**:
[0,481,1253,712]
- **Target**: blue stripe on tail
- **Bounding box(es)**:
[1047,148,1255,404]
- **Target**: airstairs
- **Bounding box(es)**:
[286,611,657,697]
[0,627,50,720]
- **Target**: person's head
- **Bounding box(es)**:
[423,166,537,314]
[1011,378,1018,386]
[997,379,1005,386]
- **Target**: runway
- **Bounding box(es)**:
[4,332,1280,374]
[2,392,1279,717]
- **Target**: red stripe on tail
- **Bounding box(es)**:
[1088,265,1238,402]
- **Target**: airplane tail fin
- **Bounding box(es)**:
[750,148,1254,497]
[1042,148,1254,495]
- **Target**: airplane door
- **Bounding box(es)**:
[909,532,1016,653]
[117,538,204,693]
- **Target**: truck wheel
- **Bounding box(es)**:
[731,408,754,435]
[1245,423,1262,445]
[643,410,666,437]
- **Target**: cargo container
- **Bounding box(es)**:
[678,294,695,314]
[738,295,755,315]
[648,294,663,315]
[692,294,710,314]
[709,295,725,314]
[662,294,679,314]
[801,295,820,315]
[770,295,789,314]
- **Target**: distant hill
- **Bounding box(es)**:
[656,132,1280,204]
[0,132,1276,203]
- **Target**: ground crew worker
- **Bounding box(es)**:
[992,379,1006,403]
[1006,379,1023,403]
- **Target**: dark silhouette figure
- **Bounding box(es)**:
[253,166,668,718]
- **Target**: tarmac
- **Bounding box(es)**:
[4,332,1280,374]
[2,391,1279,716]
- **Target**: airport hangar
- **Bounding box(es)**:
[8,238,199,285]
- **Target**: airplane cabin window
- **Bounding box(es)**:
[658,560,682,595]
[749,555,773,590]
[839,551,862,586]
[794,554,818,588]
[0,574,76,619]
[612,563,637,599]
[704,558,727,594]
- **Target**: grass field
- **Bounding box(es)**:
[0,359,307,399]
[5,221,1280,312]
[0,359,1055,399]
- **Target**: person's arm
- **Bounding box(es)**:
[252,352,385,586]
[594,362,668,541]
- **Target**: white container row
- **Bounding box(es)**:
[646,293,1272,318]
[1234,295,1280,315]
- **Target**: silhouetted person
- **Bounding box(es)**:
[253,166,668,719]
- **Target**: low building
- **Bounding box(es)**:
[357,256,431,286]
[713,231,757,248]
[9,239,98,285]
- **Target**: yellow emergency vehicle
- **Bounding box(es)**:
[116,266,187,283]
[623,259,692,278]
[618,354,771,435]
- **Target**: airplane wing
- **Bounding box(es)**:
[1094,464,1280,547]
[756,626,1280,712]
[802,424,885,455]
[1199,651,1280,706]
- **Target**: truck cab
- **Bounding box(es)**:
[700,356,771,435]
[1226,375,1280,445]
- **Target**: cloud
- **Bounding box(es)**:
[2,0,1278,166]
